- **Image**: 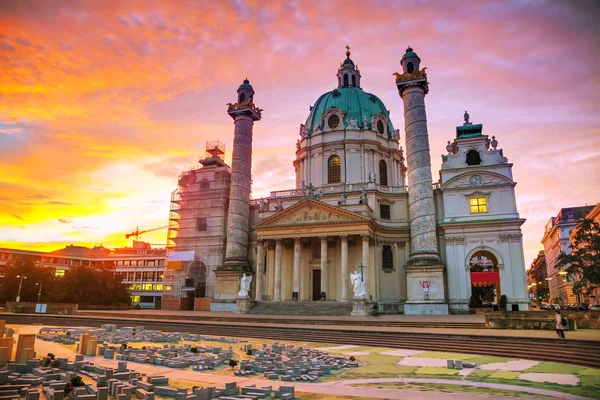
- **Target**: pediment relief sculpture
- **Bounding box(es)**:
[444,173,512,189]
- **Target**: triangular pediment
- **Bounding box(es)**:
[254,199,370,229]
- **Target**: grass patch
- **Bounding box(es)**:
[337,346,393,354]
[468,355,515,364]
[350,382,550,397]
[525,362,583,374]
[341,365,417,379]
[581,375,600,387]
[469,371,600,399]
[413,351,479,360]
[489,371,521,379]
[355,353,402,365]
[296,393,380,400]
[415,367,461,377]
[580,368,600,376]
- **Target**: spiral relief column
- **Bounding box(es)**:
[212,79,262,312]
[394,47,448,315]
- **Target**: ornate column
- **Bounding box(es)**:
[320,236,328,300]
[274,239,282,301]
[361,234,370,300]
[293,238,301,300]
[212,79,263,312]
[341,235,349,301]
[255,240,264,301]
[394,47,447,315]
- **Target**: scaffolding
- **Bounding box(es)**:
[163,141,231,309]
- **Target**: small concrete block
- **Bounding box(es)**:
[446,360,454,369]
[454,360,463,370]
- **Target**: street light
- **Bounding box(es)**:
[36,282,43,303]
[16,275,27,302]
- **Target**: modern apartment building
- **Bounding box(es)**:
[0,241,165,309]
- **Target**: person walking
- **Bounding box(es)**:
[555,310,567,339]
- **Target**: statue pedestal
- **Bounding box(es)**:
[403,265,448,315]
[351,296,369,316]
[235,296,252,314]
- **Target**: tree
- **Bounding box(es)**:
[556,218,600,295]
[0,256,58,303]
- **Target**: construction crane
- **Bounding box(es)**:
[126,225,168,240]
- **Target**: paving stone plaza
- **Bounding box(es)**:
[2,321,600,399]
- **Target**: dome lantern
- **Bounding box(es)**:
[337,45,361,89]
[400,46,421,74]
[236,78,254,103]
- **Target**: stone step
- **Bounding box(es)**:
[249,301,353,316]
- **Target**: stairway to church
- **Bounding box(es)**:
[248,301,353,316]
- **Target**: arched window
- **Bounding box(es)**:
[239,93,245,103]
[407,62,414,74]
[328,155,341,184]
[343,74,349,87]
[466,150,482,166]
[351,75,356,87]
[379,160,388,186]
[382,245,393,271]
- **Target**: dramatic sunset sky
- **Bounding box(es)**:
[1,0,599,268]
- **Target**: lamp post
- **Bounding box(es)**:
[16,275,27,302]
[36,282,43,303]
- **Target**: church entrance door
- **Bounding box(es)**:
[312,269,321,301]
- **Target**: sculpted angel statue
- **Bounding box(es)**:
[238,273,252,297]
[350,270,365,298]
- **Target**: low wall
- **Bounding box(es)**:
[485,311,600,329]
[6,302,78,315]
[78,304,133,311]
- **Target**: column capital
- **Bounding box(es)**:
[294,237,301,243]
[361,234,371,240]
[275,238,282,244]
[340,234,349,241]
[319,236,328,241]
[256,238,264,245]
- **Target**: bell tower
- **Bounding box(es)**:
[394,47,448,315]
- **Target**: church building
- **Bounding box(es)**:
[164,47,529,315]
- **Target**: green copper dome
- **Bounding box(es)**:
[305,87,395,137]
[402,46,419,61]
[238,78,253,90]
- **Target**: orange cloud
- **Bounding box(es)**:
[1,0,599,267]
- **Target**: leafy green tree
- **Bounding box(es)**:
[0,256,58,303]
[556,218,600,295]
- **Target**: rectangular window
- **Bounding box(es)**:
[131,295,140,303]
[197,217,207,231]
[55,269,66,278]
[154,283,163,291]
[127,272,135,281]
[380,204,391,219]
[470,197,487,213]
[382,245,393,271]
[157,272,164,282]
[142,283,154,291]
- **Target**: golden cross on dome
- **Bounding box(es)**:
[345,44,351,57]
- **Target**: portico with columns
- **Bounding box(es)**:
[252,199,395,302]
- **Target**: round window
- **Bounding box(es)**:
[377,120,384,134]
[328,115,340,130]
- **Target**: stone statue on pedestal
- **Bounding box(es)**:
[350,270,365,298]
[238,273,252,297]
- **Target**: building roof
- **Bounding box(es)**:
[304,87,395,137]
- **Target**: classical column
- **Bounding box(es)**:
[293,238,301,300]
[361,234,370,300]
[320,236,328,299]
[395,48,441,266]
[222,80,263,271]
[341,235,349,301]
[255,240,264,301]
[274,239,282,301]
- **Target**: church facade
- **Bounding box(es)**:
[167,47,529,315]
